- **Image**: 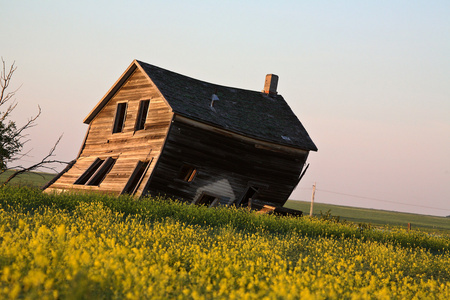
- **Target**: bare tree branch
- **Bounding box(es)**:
[12,105,41,139]
[0,58,22,122]
[2,135,66,185]
[0,58,69,184]
[0,58,17,105]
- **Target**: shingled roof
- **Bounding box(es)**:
[136,61,317,151]
[84,60,317,151]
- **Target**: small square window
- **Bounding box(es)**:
[195,194,218,207]
[238,186,259,207]
[177,165,197,182]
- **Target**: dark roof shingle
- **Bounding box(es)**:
[138,61,317,151]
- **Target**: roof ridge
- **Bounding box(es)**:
[136,60,267,96]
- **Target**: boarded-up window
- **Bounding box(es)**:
[74,157,116,186]
[122,160,151,195]
[112,102,127,133]
[177,165,197,182]
[135,100,150,131]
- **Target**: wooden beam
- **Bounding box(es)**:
[174,115,309,155]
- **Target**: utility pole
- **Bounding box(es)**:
[310,182,316,217]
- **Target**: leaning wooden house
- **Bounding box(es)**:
[44,60,317,210]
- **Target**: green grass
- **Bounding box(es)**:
[285,199,450,234]
[1,186,449,252]
[2,168,448,235]
[0,186,449,298]
[0,170,56,188]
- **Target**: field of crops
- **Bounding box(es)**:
[1,187,449,299]
[285,199,450,234]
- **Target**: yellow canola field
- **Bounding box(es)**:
[1,201,449,299]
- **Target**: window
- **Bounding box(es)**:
[135,100,150,131]
[238,186,259,207]
[74,157,116,186]
[74,158,103,185]
[195,193,218,207]
[177,165,197,182]
[121,160,151,195]
[112,102,127,133]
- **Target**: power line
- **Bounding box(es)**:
[315,188,450,212]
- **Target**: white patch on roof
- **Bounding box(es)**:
[210,93,219,108]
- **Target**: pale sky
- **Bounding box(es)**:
[1,1,449,216]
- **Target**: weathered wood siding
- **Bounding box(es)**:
[146,117,308,207]
[46,68,173,195]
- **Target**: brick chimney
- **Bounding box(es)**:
[263,74,278,96]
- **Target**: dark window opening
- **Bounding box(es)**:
[196,194,217,207]
[135,100,150,131]
[74,157,116,186]
[74,158,103,185]
[238,186,259,207]
[177,165,197,182]
[112,102,127,133]
[85,157,116,186]
[122,160,151,195]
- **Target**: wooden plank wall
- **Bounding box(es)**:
[147,118,308,207]
[46,68,173,195]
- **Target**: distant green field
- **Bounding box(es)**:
[285,199,450,234]
[0,170,56,188]
[2,170,448,234]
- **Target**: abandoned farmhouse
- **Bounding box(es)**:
[45,60,317,210]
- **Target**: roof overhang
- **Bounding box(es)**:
[174,114,310,156]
